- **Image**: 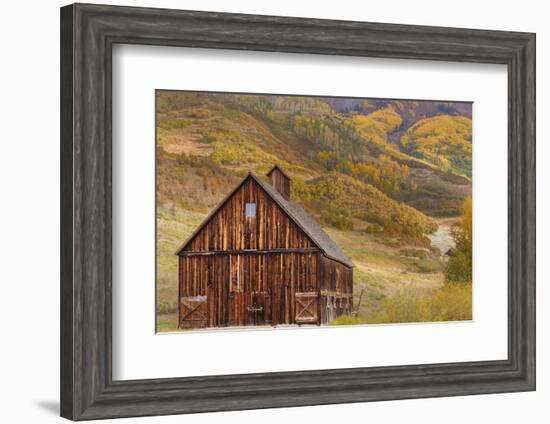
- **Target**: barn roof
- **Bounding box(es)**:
[176,173,354,268]
[251,174,353,267]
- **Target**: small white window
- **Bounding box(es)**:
[245,202,256,217]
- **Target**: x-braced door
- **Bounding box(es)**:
[295,292,319,325]
[179,295,207,328]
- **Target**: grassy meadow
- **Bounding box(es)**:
[156,92,473,332]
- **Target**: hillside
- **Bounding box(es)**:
[293,172,437,240]
[400,115,473,177]
[156,92,445,234]
[225,94,471,216]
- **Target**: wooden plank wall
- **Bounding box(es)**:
[182,179,312,252]
[318,255,354,324]
[179,252,321,327]
[318,255,353,294]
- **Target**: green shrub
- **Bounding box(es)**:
[322,206,354,230]
[413,258,443,273]
[445,197,472,283]
[399,247,429,259]
[364,223,384,234]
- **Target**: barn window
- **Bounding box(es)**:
[245,202,256,218]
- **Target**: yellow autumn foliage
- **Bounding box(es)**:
[350,106,403,153]
[400,115,472,176]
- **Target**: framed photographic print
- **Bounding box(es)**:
[156,90,473,333]
[60,3,536,421]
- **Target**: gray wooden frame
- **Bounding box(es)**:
[60,3,536,421]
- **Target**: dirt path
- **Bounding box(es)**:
[428,217,458,255]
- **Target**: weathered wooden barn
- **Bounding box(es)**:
[176,165,354,328]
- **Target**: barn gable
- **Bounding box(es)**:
[176,174,316,254]
[176,172,354,268]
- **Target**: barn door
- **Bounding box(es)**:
[179,295,207,328]
[295,292,319,325]
[246,291,272,326]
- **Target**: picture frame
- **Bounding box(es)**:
[60,3,535,420]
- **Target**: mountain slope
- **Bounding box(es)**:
[294,172,437,239]
[156,91,472,217]
[400,115,472,177]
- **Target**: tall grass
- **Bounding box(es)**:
[378,283,472,323]
[330,283,472,326]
